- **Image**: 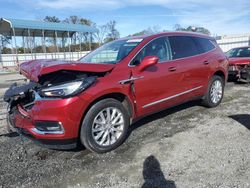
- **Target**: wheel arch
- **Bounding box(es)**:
[213,70,226,83]
[79,92,135,129]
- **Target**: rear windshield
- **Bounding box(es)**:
[226,47,250,58]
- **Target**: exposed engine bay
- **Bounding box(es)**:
[239,65,250,82]
[233,64,250,82]
[4,70,103,113]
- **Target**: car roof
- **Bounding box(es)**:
[230,46,250,50]
[120,31,214,41]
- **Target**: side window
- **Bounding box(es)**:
[131,37,172,65]
[169,36,200,59]
[194,37,215,53]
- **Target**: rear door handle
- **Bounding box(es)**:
[203,61,210,65]
[168,67,177,72]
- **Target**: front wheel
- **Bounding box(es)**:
[80,98,130,153]
[202,75,224,108]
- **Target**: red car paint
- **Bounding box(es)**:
[229,57,250,66]
[10,32,228,148]
[20,59,115,82]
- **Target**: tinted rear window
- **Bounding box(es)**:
[194,37,215,53]
[169,36,200,59]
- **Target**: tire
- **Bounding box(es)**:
[202,75,225,108]
[80,98,130,153]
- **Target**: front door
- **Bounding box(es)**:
[130,36,185,117]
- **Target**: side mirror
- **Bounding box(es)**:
[139,56,159,72]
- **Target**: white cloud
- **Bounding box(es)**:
[35,0,124,10]
[174,1,250,35]
[33,0,249,11]
[14,0,250,35]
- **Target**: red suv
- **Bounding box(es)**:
[4,32,228,153]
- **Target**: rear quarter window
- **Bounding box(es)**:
[194,37,216,53]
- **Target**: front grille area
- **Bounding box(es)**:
[19,90,36,111]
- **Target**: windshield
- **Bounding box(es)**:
[79,39,143,64]
[226,47,250,58]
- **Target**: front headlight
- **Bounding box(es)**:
[40,77,96,98]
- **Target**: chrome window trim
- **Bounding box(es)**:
[142,86,203,108]
[128,35,217,67]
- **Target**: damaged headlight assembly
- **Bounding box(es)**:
[39,77,96,98]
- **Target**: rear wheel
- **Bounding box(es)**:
[202,75,224,108]
[80,98,130,153]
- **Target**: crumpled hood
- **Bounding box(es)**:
[229,57,250,66]
[20,59,115,82]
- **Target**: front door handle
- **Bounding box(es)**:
[168,67,177,72]
[203,61,210,65]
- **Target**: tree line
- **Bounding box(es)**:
[43,16,120,46]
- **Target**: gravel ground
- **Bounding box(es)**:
[0,82,249,188]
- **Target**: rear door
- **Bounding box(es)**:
[193,37,219,93]
[168,36,213,97]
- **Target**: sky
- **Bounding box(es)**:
[0,0,250,37]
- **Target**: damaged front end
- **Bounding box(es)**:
[229,64,250,83]
[4,69,98,115]
[239,65,250,82]
[4,70,99,149]
[4,81,38,130]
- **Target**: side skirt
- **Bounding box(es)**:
[131,96,203,125]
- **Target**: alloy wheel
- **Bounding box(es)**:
[210,80,223,104]
[91,107,125,146]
